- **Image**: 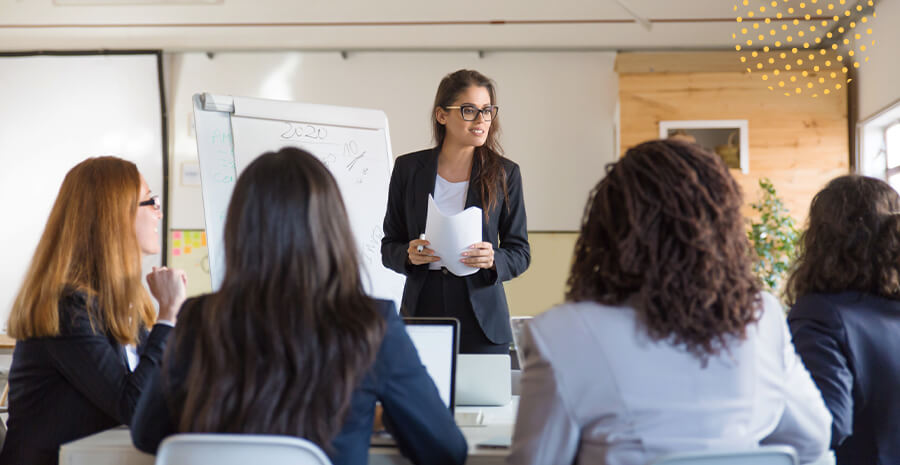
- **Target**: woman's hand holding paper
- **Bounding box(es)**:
[461,242,495,269]
[408,239,441,265]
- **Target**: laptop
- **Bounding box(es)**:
[455,354,512,406]
[371,317,458,446]
[401,317,459,412]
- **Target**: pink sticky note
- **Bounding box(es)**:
[173,249,181,256]
[173,231,183,239]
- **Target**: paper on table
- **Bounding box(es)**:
[425,194,483,277]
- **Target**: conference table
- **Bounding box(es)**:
[59,398,519,465]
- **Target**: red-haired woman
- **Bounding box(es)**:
[0,157,186,465]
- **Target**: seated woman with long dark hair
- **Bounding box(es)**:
[508,140,831,465]
[786,175,900,465]
[131,147,466,465]
[0,156,186,465]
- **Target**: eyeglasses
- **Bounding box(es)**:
[443,104,499,122]
[139,194,161,211]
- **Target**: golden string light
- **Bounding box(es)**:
[733,0,877,97]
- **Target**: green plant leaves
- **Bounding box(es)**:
[747,178,799,298]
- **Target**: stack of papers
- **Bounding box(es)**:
[424,194,483,277]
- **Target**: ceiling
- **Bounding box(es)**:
[0,0,873,51]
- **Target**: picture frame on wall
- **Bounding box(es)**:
[659,119,749,174]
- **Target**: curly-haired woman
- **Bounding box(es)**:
[786,175,900,465]
[508,140,830,465]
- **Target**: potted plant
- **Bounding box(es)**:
[747,178,799,298]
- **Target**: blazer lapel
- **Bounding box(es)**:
[413,148,439,233]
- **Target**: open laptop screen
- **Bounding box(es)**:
[403,318,458,412]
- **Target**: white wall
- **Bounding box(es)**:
[854,0,900,179]
[165,51,619,231]
[857,0,900,120]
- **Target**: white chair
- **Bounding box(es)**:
[648,445,798,465]
[155,433,333,465]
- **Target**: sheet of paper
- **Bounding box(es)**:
[424,194,483,277]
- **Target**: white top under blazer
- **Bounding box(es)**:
[508,292,831,465]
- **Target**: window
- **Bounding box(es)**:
[887,122,900,191]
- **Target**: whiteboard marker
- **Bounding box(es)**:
[416,233,426,253]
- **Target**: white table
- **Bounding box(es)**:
[59,398,518,465]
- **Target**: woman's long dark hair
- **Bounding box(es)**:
[432,69,507,219]
[175,148,386,451]
[566,140,761,358]
[786,175,900,303]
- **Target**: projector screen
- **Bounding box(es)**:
[0,52,166,333]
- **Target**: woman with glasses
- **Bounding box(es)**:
[382,69,530,354]
[508,140,830,464]
[786,175,900,465]
[131,148,466,465]
[0,157,186,465]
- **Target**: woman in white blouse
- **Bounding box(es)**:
[508,139,830,465]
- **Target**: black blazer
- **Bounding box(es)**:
[0,291,171,465]
[131,296,467,465]
[788,292,900,465]
[381,148,530,344]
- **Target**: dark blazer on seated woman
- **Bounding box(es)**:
[131,296,467,465]
[0,292,172,465]
[381,147,530,345]
[789,292,900,464]
[784,174,900,465]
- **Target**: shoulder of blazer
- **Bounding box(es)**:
[56,290,100,336]
[394,148,437,170]
[498,155,520,173]
[372,298,399,320]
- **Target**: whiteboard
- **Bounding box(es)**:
[0,53,165,333]
[192,93,405,308]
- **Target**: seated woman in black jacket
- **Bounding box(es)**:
[131,147,467,465]
[786,175,900,465]
[0,156,187,465]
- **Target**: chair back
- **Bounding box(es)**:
[648,445,798,465]
[155,433,332,465]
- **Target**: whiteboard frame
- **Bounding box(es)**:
[192,92,404,308]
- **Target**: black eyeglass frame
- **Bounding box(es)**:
[139,194,162,211]
[442,104,499,122]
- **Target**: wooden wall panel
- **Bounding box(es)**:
[619,67,849,222]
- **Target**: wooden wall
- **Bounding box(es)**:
[617,52,849,222]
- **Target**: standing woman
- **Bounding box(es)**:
[382,69,530,354]
[0,157,186,465]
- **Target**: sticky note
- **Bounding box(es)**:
[184,246,192,254]
[173,240,182,248]
[202,232,207,246]
[173,249,181,256]
[173,231,183,239]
